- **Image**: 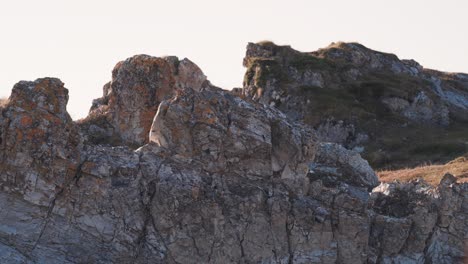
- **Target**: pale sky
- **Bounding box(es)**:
[1,0,467,119]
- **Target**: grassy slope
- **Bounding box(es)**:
[246,42,468,170]
[378,154,468,185]
[292,72,468,170]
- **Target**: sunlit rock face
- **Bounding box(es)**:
[79,55,209,147]
[0,78,81,206]
[0,47,466,264]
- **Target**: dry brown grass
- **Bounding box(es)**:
[377,154,468,185]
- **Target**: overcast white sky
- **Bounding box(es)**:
[1,0,467,119]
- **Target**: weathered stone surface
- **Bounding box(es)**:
[310,142,379,190]
[242,41,468,169]
[0,49,467,264]
[79,55,209,147]
[0,78,81,206]
[382,91,450,126]
[150,87,318,193]
[370,179,467,264]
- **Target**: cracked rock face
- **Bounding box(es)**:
[0,78,81,206]
[311,142,379,190]
[0,55,467,264]
[149,87,318,191]
[242,41,468,169]
[79,55,209,147]
[370,179,468,263]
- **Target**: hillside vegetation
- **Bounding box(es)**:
[378,153,468,185]
[243,41,468,170]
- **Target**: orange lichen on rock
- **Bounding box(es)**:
[20,115,33,127]
[196,104,217,125]
[0,77,80,206]
[81,55,208,147]
[25,127,46,141]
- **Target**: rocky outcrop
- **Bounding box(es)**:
[0,50,467,263]
[314,120,369,151]
[370,175,467,263]
[0,78,81,206]
[381,91,450,126]
[149,87,319,193]
[243,41,468,168]
[78,55,209,147]
[311,143,379,190]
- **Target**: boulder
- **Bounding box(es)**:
[310,142,379,190]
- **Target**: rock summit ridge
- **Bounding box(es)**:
[0,43,466,263]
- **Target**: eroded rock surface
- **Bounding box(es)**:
[0,51,466,264]
[78,55,209,147]
[311,142,378,190]
[243,41,468,168]
[370,177,467,263]
[0,78,81,206]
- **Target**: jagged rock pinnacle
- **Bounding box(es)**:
[80,54,209,147]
